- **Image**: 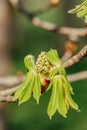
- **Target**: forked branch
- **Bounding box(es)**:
[63,45,87,68]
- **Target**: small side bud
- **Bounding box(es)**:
[65,40,77,52]
[41,86,46,93]
[50,0,60,7]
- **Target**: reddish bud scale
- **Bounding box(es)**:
[41,78,50,87]
[41,86,46,93]
[41,79,50,93]
[45,79,50,84]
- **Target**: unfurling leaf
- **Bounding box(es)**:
[47,77,59,119]
[14,70,41,105]
[47,49,61,66]
[14,71,33,102]
[62,76,80,111]
[19,75,34,105]
[24,55,35,71]
[46,50,79,118]
[47,76,67,119]
[57,77,67,117]
[47,75,79,119]
[49,66,59,78]
[68,0,87,23]
[33,73,41,104]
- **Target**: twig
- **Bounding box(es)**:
[0,85,20,96]
[68,71,87,82]
[18,1,87,36]
[58,27,87,37]
[0,76,24,88]
[21,11,87,36]
[0,70,87,96]
[63,45,87,68]
[61,50,73,63]
[0,70,86,102]
[0,96,16,102]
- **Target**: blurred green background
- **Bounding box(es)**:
[4,0,87,130]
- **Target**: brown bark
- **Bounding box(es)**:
[0,0,13,129]
[0,0,12,76]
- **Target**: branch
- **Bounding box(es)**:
[0,85,20,96]
[61,51,73,63]
[63,45,87,68]
[0,70,86,91]
[22,13,87,36]
[0,85,20,102]
[0,69,86,102]
[0,76,24,88]
[68,71,87,82]
[17,1,87,37]
[0,95,16,102]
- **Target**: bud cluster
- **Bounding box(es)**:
[35,52,51,75]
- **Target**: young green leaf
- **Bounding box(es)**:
[85,15,87,23]
[68,0,87,13]
[62,77,80,111]
[68,0,87,23]
[17,71,34,105]
[49,66,59,79]
[68,83,74,95]
[14,71,33,100]
[24,55,35,71]
[47,49,61,66]
[33,73,41,104]
[77,6,87,17]
[57,76,67,117]
[47,77,59,119]
[19,77,34,105]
